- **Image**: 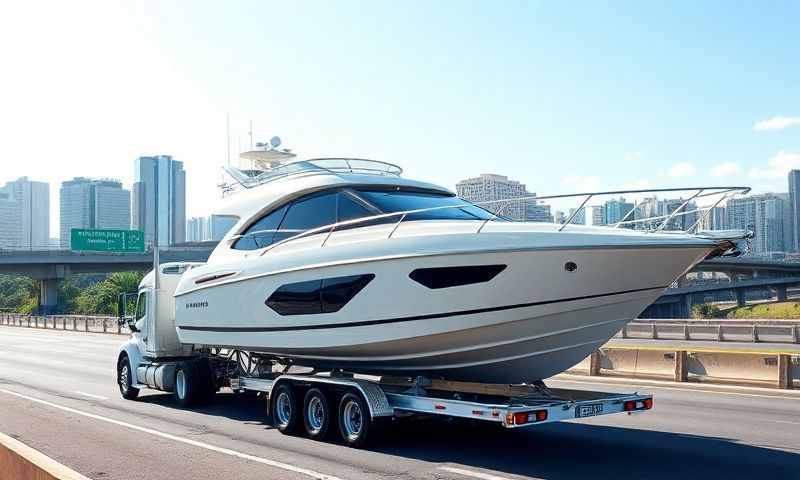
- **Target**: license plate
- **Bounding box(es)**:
[575,403,603,418]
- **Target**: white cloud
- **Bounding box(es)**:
[667,162,696,178]
[710,162,742,177]
[754,116,800,131]
[748,151,800,179]
[561,175,601,192]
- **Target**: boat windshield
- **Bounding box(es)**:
[356,189,497,221]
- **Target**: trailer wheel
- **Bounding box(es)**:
[174,362,198,407]
[303,388,332,440]
[117,355,139,400]
[271,384,300,434]
[338,392,377,448]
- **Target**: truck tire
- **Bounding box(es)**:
[302,388,332,440]
[174,362,198,407]
[117,356,139,400]
[271,383,300,434]
[338,392,378,448]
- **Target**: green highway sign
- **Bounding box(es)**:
[70,229,145,253]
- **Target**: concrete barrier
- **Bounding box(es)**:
[570,345,799,389]
[0,431,90,480]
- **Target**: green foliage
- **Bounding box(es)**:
[691,303,722,319]
[73,271,144,315]
[0,275,38,313]
[725,301,800,319]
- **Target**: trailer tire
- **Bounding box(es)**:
[302,388,332,440]
[338,392,380,448]
[271,384,300,434]
[117,355,139,400]
[174,362,198,408]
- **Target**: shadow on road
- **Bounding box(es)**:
[136,392,800,479]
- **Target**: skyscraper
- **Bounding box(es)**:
[60,178,131,248]
[788,170,800,252]
[186,214,238,242]
[132,155,186,247]
[726,193,792,256]
[603,197,634,226]
[455,173,552,222]
[0,177,49,249]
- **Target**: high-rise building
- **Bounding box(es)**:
[186,214,238,242]
[603,198,634,226]
[0,177,49,249]
[455,173,552,222]
[726,193,792,256]
[132,155,186,247]
[634,197,698,231]
[788,170,800,252]
[59,178,131,248]
[590,205,606,226]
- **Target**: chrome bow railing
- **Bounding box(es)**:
[223,185,752,255]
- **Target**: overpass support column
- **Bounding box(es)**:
[39,278,59,315]
[735,288,746,307]
[776,285,788,302]
[684,294,694,318]
[674,351,688,382]
[778,354,793,390]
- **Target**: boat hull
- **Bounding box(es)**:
[175,240,711,383]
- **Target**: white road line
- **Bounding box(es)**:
[772,420,800,426]
[438,466,515,480]
[0,388,343,480]
[74,391,108,401]
[552,378,800,401]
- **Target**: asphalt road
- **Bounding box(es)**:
[1,326,799,480]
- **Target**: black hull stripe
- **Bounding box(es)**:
[177,285,667,333]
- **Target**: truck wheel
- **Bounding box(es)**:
[303,388,332,440]
[174,362,197,407]
[117,356,139,400]
[271,384,300,434]
[338,392,376,448]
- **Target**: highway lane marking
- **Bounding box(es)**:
[552,377,800,401]
[438,466,515,480]
[74,391,108,400]
[0,388,343,480]
[771,420,800,426]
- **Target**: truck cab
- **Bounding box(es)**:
[116,262,204,401]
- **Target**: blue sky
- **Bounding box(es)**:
[1,1,798,235]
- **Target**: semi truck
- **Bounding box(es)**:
[116,262,653,447]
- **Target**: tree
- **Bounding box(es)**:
[74,271,144,315]
[0,275,37,313]
[692,303,721,319]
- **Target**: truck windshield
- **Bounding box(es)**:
[356,189,498,221]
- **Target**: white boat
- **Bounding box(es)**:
[174,158,750,384]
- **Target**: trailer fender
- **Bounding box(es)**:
[267,376,393,419]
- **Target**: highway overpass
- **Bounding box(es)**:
[4,245,800,315]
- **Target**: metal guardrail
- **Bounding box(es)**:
[0,314,129,335]
[619,319,800,344]
[2,313,797,344]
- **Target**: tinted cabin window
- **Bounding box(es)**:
[266,274,375,315]
[233,205,289,250]
[410,265,507,289]
[274,192,338,243]
[357,190,495,221]
[337,192,374,222]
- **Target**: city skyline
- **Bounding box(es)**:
[1,2,798,239]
